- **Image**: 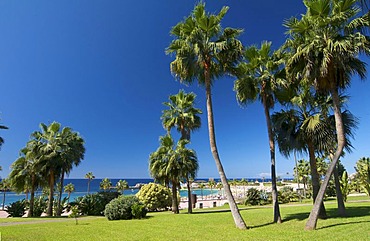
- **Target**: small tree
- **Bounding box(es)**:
[100,178,112,191]
[85,172,95,194]
[116,180,129,194]
[64,183,75,204]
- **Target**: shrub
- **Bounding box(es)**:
[71,191,121,216]
[6,200,26,217]
[244,188,271,206]
[278,187,298,203]
[136,183,172,211]
[104,195,146,220]
[131,203,147,219]
[32,196,48,217]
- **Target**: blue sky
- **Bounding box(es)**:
[0,1,369,179]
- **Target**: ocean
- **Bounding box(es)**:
[0,177,291,207]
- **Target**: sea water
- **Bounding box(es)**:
[0,178,220,207]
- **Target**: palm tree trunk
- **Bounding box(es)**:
[28,176,36,217]
[333,160,346,216]
[56,171,65,216]
[87,179,90,194]
[186,177,192,214]
[47,169,55,216]
[262,94,281,223]
[307,141,327,218]
[305,87,346,230]
[204,73,247,229]
[171,181,179,214]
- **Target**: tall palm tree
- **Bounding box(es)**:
[8,146,44,217]
[31,122,85,216]
[166,2,246,229]
[161,90,201,214]
[56,128,85,216]
[284,0,370,230]
[100,178,112,191]
[116,180,129,194]
[85,172,95,194]
[0,178,10,210]
[234,41,284,223]
[272,88,330,218]
[64,183,75,204]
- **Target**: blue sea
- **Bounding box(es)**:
[0,178,291,208]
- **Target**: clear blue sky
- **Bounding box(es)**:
[0,1,369,179]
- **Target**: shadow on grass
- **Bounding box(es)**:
[325,205,370,218]
[283,204,370,226]
[318,220,370,230]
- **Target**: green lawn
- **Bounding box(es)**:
[0,200,369,241]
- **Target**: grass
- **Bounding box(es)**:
[0,199,369,241]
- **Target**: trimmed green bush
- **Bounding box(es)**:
[6,200,26,217]
[136,183,172,211]
[104,195,146,220]
[131,203,147,219]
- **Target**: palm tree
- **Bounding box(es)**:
[234,41,284,223]
[56,128,85,216]
[177,139,199,214]
[8,146,44,217]
[0,178,10,210]
[31,122,85,216]
[64,183,75,204]
[161,90,201,214]
[294,159,310,198]
[85,172,95,194]
[100,178,112,191]
[116,180,129,194]
[162,90,202,139]
[149,135,198,214]
[31,122,63,216]
[166,2,246,229]
[284,0,370,230]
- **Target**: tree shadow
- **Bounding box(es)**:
[317,220,370,230]
[283,211,310,221]
[284,204,370,222]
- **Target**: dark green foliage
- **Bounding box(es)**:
[71,191,121,216]
[32,196,48,217]
[104,195,146,221]
[6,200,26,217]
[325,180,336,197]
[244,188,271,206]
[131,203,147,219]
[278,187,298,203]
